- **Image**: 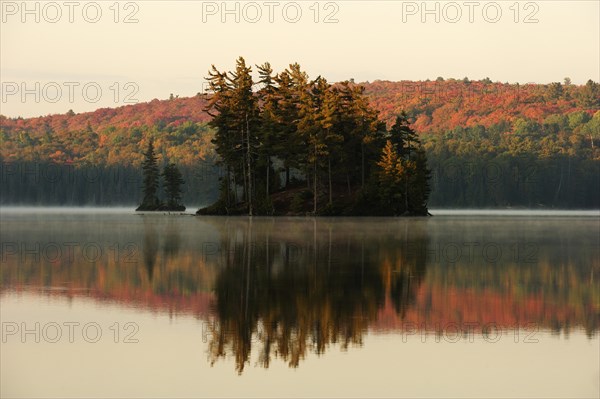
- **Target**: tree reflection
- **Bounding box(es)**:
[162,218,181,259]
[142,218,159,281]
[1,215,597,371]
[206,218,428,373]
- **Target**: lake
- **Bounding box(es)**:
[1,208,599,398]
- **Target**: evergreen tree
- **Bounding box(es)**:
[137,138,160,211]
[199,57,431,216]
[389,113,420,211]
[579,79,600,108]
[389,112,418,157]
[205,64,236,208]
[275,64,310,188]
[205,57,260,213]
[296,75,341,212]
[377,140,405,215]
[162,163,185,210]
[228,57,260,215]
[319,80,344,205]
[256,62,280,207]
[408,147,431,215]
[337,81,383,190]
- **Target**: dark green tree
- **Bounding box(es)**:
[376,140,405,214]
[388,113,419,211]
[389,112,418,157]
[577,79,600,108]
[136,138,160,211]
[205,64,236,208]
[408,146,431,215]
[275,64,310,188]
[228,57,260,215]
[198,58,432,216]
[162,163,185,211]
[256,62,280,209]
[205,57,260,215]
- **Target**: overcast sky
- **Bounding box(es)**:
[1,0,598,117]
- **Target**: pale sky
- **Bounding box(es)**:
[1,0,598,118]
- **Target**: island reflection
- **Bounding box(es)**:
[203,218,427,372]
[1,214,598,373]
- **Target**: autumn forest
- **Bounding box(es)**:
[1,61,599,209]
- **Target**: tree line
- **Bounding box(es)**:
[201,57,431,216]
[1,70,597,210]
[423,114,600,208]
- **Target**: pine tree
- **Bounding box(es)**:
[228,57,260,215]
[389,112,418,158]
[256,62,279,204]
[389,113,420,212]
[205,64,236,208]
[204,57,260,214]
[137,138,160,211]
[377,140,404,214]
[408,147,431,215]
[199,58,431,216]
[337,81,382,191]
[319,80,344,206]
[162,163,185,211]
[297,75,334,213]
[274,65,309,188]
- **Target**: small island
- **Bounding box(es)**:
[196,57,431,217]
[136,139,186,212]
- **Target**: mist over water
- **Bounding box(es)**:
[1,206,598,216]
[430,209,600,216]
[0,206,205,215]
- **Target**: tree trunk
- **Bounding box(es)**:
[226,165,231,206]
[405,140,411,213]
[405,174,409,213]
[246,114,253,216]
[313,142,317,214]
[361,142,365,188]
[553,160,564,205]
[242,159,247,203]
[266,155,270,197]
[328,157,332,206]
[346,174,351,196]
[232,169,237,204]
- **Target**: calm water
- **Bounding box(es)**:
[1,209,599,398]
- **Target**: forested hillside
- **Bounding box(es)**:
[1,77,599,208]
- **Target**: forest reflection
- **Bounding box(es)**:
[1,214,598,373]
[202,218,427,373]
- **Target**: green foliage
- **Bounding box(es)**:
[162,163,185,209]
[376,140,405,214]
[568,111,591,130]
[2,73,597,210]
[374,136,430,215]
[205,56,260,214]
[138,138,161,210]
[409,147,431,214]
[578,80,600,108]
[423,122,600,208]
[201,58,431,216]
[136,140,186,211]
[547,82,563,100]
